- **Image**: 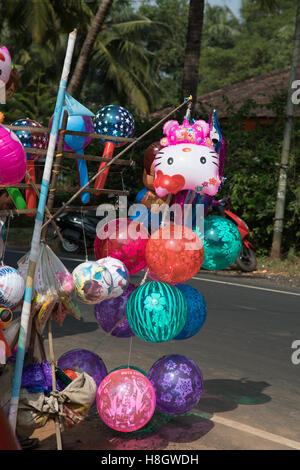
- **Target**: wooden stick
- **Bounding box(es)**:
[7,125,135,143]
[25,171,64,243]
[41,109,68,241]
[48,315,63,451]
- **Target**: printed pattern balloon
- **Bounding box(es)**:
[194,216,242,270]
[96,368,156,432]
[94,105,135,147]
[72,261,112,304]
[94,218,149,275]
[94,283,135,338]
[174,284,207,340]
[126,281,187,343]
[0,124,27,185]
[95,256,129,299]
[0,265,25,308]
[148,354,203,415]
[145,224,204,283]
[11,118,49,160]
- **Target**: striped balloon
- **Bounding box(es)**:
[126,281,187,343]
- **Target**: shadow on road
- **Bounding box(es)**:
[196,378,271,415]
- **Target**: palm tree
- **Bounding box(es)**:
[203,4,241,49]
[67,0,114,98]
[180,0,205,118]
[84,13,160,115]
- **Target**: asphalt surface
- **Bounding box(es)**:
[5,248,300,450]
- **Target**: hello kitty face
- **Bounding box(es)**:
[153,143,221,198]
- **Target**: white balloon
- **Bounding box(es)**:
[0,265,25,308]
[96,257,129,299]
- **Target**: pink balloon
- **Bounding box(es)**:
[94,218,149,275]
[96,369,156,432]
[0,46,12,85]
[0,124,26,185]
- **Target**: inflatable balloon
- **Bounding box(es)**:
[148,354,203,414]
[174,283,207,340]
[126,281,187,343]
[72,261,112,304]
[11,118,48,161]
[93,105,135,194]
[49,108,94,204]
[0,307,13,329]
[0,46,11,103]
[145,224,204,284]
[110,365,147,376]
[0,124,27,185]
[0,265,25,309]
[57,348,107,390]
[0,47,11,86]
[96,368,156,432]
[12,118,49,216]
[95,256,129,299]
[153,118,221,198]
[94,283,135,338]
[194,215,242,270]
[94,218,149,275]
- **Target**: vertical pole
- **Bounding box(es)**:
[271,0,300,258]
[41,109,68,241]
[8,30,77,432]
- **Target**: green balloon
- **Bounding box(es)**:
[110,366,148,376]
[194,216,242,270]
[126,281,187,343]
[7,188,27,210]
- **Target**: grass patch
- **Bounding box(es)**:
[257,255,300,278]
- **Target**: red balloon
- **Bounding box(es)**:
[145,224,204,283]
[94,218,149,275]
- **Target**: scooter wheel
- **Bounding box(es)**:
[61,238,80,254]
[236,245,257,272]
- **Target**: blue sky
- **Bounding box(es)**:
[207,0,242,18]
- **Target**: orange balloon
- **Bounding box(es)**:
[145,224,204,283]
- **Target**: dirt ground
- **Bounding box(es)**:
[31,405,215,451]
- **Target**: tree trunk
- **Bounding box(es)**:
[180,0,205,119]
[67,0,114,98]
[271,0,300,258]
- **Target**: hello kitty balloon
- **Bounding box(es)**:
[153,118,222,198]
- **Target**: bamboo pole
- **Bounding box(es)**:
[42,97,192,231]
[48,316,63,451]
[8,29,77,434]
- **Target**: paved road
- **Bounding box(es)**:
[5,248,300,450]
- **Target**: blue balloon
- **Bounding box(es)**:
[94,105,135,147]
[174,283,207,340]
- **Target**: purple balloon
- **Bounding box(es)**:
[148,354,203,415]
[94,283,135,338]
[57,349,107,389]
